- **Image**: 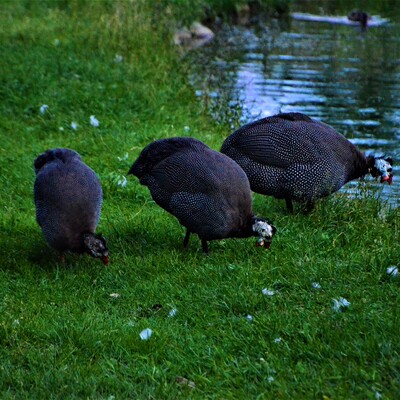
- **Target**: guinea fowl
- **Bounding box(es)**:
[128,137,276,253]
[221,112,393,212]
[34,148,109,264]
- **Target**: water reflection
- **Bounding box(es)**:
[189,5,400,207]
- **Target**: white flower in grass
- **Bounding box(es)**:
[139,328,152,340]
[387,266,398,277]
[184,126,190,132]
[262,288,275,296]
[12,319,20,327]
[312,282,322,289]
[109,293,120,298]
[90,115,100,127]
[246,314,253,321]
[341,298,351,307]
[168,308,178,317]
[53,38,61,46]
[40,104,49,114]
[71,121,78,130]
[267,376,274,383]
[117,176,127,188]
[332,297,351,312]
[114,54,123,63]
[59,127,64,131]
[117,153,129,161]
[274,337,282,343]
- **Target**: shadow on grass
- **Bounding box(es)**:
[27,243,100,271]
[0,227,107,274]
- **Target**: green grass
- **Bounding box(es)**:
[0,1,399,398]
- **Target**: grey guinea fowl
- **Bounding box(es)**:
[34,148,109,264]
[221,112,393,212]
[128,137,276,253]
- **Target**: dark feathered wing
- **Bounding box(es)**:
[221,113,327,167]
[128,137,209,181]
[220,112,369,203]
[34,148,81,174]
[129,137,254,240]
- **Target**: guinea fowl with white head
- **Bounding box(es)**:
[221,112,393,212]
[34,148,109,264]
[128,137,276,253]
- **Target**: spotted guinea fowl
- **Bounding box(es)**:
[34,148,109,264]
[221,112,393,212]
[128,137,276,253]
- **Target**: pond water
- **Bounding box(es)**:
[189,1,400,207]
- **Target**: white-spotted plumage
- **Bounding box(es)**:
[128,137,276,252]
[221,112,394,211]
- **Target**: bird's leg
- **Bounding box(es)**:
[285,198,294,213]
[201,239,209,254]
[304,200,315,214]
[183,229,191,248]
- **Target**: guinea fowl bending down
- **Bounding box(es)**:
[128,137,276,253]
[221,112,393,212]
[34,148,109,264]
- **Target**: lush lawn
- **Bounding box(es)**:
[0,1,399,398]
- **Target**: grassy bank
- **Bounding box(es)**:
[0,1,399,398]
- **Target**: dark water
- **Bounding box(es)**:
[189,1,400,207]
